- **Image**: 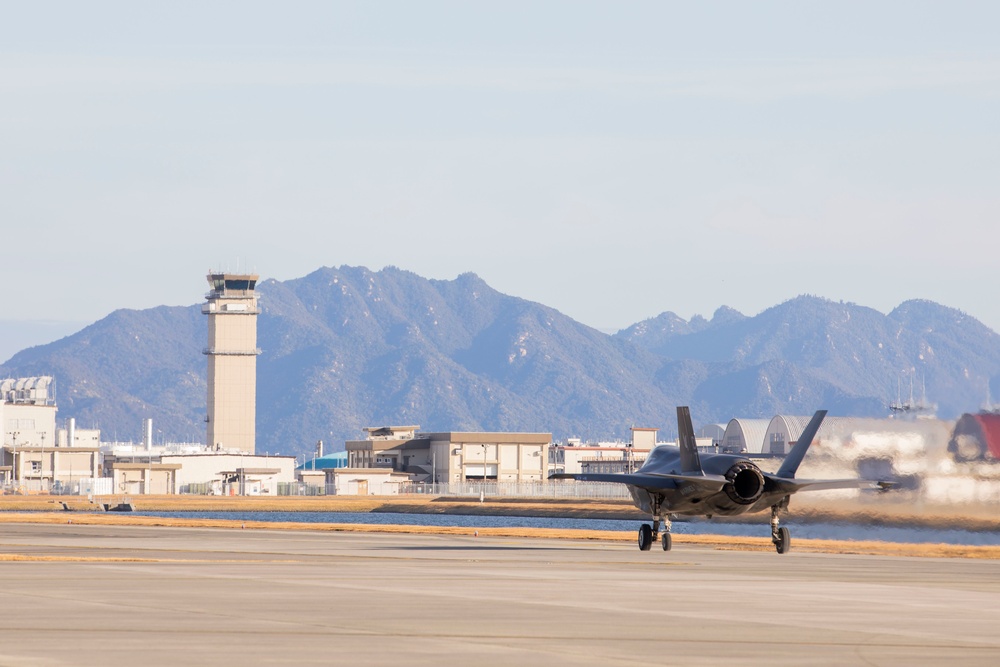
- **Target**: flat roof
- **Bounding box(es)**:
[328,468,414,479]
[159,454,295,459]
[560,446,653,452]
[4,446,99,452]
[424,432,551,444]
[345,438,431,451]
[108,462,183,471]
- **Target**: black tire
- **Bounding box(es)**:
[661,533,672,552]
[775,526,791,554]
[638,524,653,551]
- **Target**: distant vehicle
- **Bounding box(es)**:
[949,413,1000,462]
[856,457,921,493]
[551,407,886,554]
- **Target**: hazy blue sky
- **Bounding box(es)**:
[2,1,999,362]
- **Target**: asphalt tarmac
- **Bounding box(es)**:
[1,522,998,666]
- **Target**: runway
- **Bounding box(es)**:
[1,522,998,666]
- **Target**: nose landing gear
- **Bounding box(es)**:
[638,495,671,552]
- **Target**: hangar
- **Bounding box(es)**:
[720,418,770,454]
[949,412,1000,461]
[722,414,953,458]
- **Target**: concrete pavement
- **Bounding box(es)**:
[1,522,998,666]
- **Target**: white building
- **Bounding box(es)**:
[102,446,296,495]
[164,453,296,495]
[550,427,658,475]
[342,426,551,493]
[1,377,96,490]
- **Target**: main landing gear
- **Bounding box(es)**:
[771,496,791,554]
[638,496,671,552]
[638,524,653,551]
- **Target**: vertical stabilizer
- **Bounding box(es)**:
[676,406,704,474]
[775,410,827,479]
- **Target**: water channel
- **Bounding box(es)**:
[135,511,1000,546]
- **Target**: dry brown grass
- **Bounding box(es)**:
[0,494,653,521]
[3,494,997,528]
[0,553,156,563]
[1,510,998,560]
[0,494,404,513]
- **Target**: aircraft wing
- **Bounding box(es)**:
[549,471,730,493]
[766,475,885,494]
[644,471,729,491]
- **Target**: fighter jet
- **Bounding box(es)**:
[550,407,884,554]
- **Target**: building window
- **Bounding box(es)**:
[30,461,41,474]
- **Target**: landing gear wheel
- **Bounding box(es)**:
[661,533,672,551]
[775,526,790,554]
[638,524,653,551]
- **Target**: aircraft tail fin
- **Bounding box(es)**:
[676,406,703,474]
[775,409,827,479]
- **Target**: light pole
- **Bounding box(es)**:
[11,431,19,485]
[40,432,45,492]
[481,443,488,498]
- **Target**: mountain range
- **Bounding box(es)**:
[3,266,998,457]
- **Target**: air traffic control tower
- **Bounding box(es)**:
[203,272,260,454]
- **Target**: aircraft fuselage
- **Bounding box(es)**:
[627,445,780,517]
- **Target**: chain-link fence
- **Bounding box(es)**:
[1,477,112,496]
[2,477,629,499]
[400,481,631,499]
[176,479,630,498]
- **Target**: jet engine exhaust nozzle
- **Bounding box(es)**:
[724,462,765,505]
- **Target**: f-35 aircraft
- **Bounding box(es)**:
[551,407,884,554]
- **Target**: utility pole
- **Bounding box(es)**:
[11,431,19,485]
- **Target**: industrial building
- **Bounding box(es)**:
[336,426,551,493]
[102,442,296,495]
[1,376,57,451]
[549,427,658,475]
[2,378,102,491]
[298,450,349,490]
[104,456,182,495]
